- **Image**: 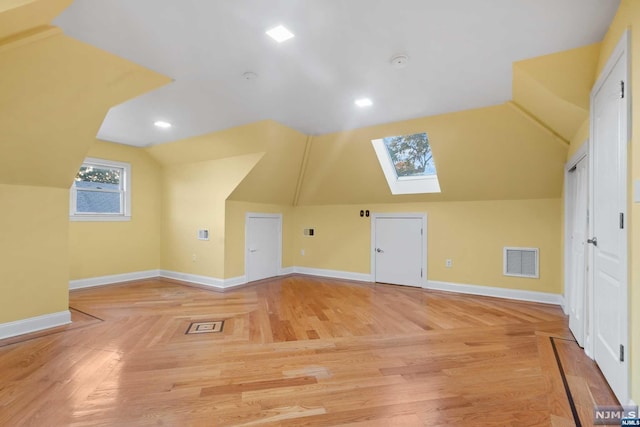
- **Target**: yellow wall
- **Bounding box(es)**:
[297,103,567,205]
[0,6,169,325]
[224,201,295,278]
[150,120,306,279]
[160,154,262,278]
[587,0,640,403]
[0,185,69,323]
[512,44,599,142]
[69,141,163,280]
[147,120,308,205]
[0,0,71,40]
[293,199,561,294]
[0,27,169,189]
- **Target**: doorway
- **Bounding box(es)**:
[371,213,426,287]
[588,30,629,403]
[245,213,282,283]
[564,145,588,348]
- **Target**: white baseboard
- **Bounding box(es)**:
[70,270,160,290]
[160,270,224,289]
[68,269,563,307]
[0,310,71,340]
[293,267,373,283]
[222,275,247,288]
[560,297,569,315]
[159,270,248,290]
[427,280,564,306]
[280,267,295,276]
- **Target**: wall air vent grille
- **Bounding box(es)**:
[503,247,539,278]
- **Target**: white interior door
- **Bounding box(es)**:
[372,215,425,287]
[567,155,588,347]
[246,214,281,282]
[589,32,628,403]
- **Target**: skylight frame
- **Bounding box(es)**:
[371,132,441,195]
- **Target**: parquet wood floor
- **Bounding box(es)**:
[0,275,618,426]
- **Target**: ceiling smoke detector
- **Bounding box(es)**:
[390,54,409,69]
[242,71,258,80]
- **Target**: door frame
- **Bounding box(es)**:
[563,141,588,345]
[588,29,630,403]
[244,212,283,282]
[370,213,427,288]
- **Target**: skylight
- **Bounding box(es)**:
[371,132,441,194]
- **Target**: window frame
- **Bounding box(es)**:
[371,136,441,195]
[69,157,131,222]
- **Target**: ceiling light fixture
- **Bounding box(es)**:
[242,71,258,80]
[154,120,172,129]
[266,25,295,43]
[390,54,410,69]
[355,98,373,107]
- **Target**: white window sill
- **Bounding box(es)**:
[70,215,131,222]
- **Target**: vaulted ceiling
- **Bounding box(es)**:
[53,0,619,146]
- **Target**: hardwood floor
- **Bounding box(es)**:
[0,275,617,426]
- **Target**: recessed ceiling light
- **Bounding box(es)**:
[355,98,373,107]
[266,25,295,43]
[154,121,172,128]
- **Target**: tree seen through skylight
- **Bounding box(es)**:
[382,132,436,177]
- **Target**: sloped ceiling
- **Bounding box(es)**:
[0,1,171,188]
[147,120,308,205]
[512,43,600,142]
[52,0,619,146]
[0,0,71,40]
[296,103,568,205]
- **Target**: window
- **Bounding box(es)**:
[70,158,131,221]
[371,132,441,194]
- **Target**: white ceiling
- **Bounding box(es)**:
[54,0,620,147]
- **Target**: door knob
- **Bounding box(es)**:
[587,237,598,246]
[376,248,383,253]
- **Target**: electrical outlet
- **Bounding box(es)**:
[300,249,305,256]
[445,259,452,268]
[192,254,197,262]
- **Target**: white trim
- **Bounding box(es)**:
[159,270,248,290]
[222,275,247,288]
[566,140,589,171]
[563,140,588,316]
[294,267,373,282]
[70,270,159,290]
[70,157,132,221]
[70,215,131,222]
[588,29,630,404]
[280,267,295,276]
[0,310,71,340]
[68,268,566,308]
[427,280,563,306]
[370,213,428,288]
[160,270,224,289]
[245,212,283,282]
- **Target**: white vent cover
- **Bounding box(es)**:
[503,247,539,278]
